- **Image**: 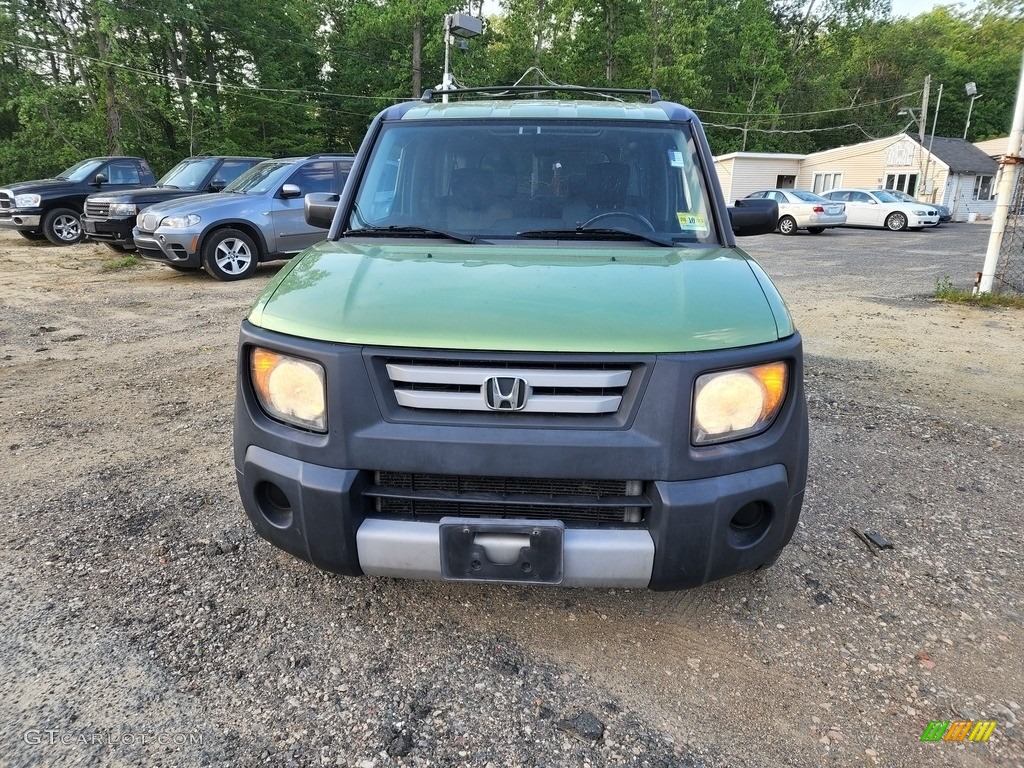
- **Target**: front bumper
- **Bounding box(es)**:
[132,227,201,267]
[237,446,801,589]
[233,328,809,591]
[0,212,42,230]
[81,216,134,245]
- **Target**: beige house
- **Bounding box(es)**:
[975,135,1022,212]
[715,133,999,222]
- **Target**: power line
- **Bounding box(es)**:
[695,91,922,119]
[0,39,413,110]
[702,121,885,141]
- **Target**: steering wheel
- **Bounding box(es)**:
[580,211,656,232]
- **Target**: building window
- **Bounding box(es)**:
[812,172,841,194]
[973,175,994,201]
[776,174,795,189]
[884,172,918,196]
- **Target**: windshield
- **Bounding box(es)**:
[57,159,104,182]
[347,119,717,244]
[158,158,218,190]
[223,160,293,194]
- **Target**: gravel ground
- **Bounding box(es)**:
[0,225,1021,768]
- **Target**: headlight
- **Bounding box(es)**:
[692,362,787,445]
[14,193,41,208]
[109,202,137,216]
[912,209,931,216]
[160,213,201,228]
[250,348,327,432]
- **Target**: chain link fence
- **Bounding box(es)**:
[996,163,1024,294]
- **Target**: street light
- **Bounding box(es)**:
[963,81,982,140]
[438,12,482,103]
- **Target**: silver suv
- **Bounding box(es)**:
[132,154,353,280]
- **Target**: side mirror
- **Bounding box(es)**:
[728,198,777,237]
[280,183,302,199]
[93,173,108,185]
[304,192,340,229]
[208,179,226,192]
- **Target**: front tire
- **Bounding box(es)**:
[807,227,825,234]
[777,215,798,235]
[201,228,259,281]
[885,212,908,231]
[42,208,85,245]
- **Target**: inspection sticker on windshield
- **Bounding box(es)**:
[668,150,685,168]
[677,212,707,230]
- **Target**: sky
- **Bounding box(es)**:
[890,0,979,16]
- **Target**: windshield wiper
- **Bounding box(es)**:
[345,225,477,244]
[515,227,677,247]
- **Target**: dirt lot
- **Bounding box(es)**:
[1,226,1022,768]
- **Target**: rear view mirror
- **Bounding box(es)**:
[280,183,302,199]
[304,192,340,229]
[728,198,777,237]
[93,173,108,185]
[209,179,226,192]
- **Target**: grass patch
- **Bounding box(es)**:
[935,276,1024,309]
[101,255,139,270]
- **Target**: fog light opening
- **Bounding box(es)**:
[728,501,772,548]
[256,481,293,528]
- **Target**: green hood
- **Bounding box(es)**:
[248,241,793,353]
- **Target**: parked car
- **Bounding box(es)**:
[821,188,939,231]
[881,189,952,223]
[132,154,353,280]
[0,156,155,245]
[233,85,808,591]
[82,155,266,252]
[745,188,847,235]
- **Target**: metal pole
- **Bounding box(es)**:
[441,15,453,104]
[923,83,942,200]
[919,75,930,143]
[978,48,1024,294]
[963,94,981,140]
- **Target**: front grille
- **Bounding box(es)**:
[367,471,649,525]
[386,360,633,415]
[0,191,11,211]
[140,212,161,232]
[85,200,110,217]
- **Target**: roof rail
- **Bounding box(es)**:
[307,152,356,159]
[420,85,662,104]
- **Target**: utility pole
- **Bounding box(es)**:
[978,49,1024,294]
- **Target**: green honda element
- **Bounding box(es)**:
[233,86,807,590]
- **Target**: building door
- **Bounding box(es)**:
[776,175,795,189]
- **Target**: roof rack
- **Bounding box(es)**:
[420,85,662,104]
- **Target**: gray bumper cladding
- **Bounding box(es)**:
[356,518,655,588]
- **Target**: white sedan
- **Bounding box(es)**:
[822,188,939,231]
[745,189,847,235]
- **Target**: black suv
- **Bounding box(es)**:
[82,156,266,252]
[0,157,155,245]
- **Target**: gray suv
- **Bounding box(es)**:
[132,154,353,280]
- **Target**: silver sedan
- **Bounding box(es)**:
[745,189,847,235]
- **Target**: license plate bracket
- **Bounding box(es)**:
[439,517,564,585]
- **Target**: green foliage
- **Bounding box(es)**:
[101,254,139,270]
[0,0,1021,182]
[935,275,1024,307]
